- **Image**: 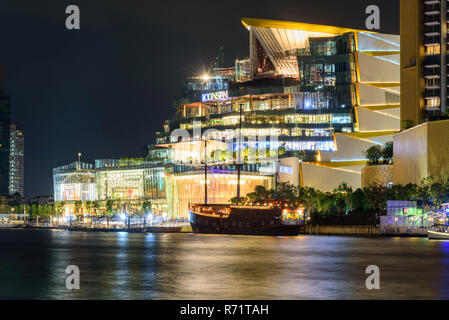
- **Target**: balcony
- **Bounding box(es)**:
[425,35,441,46]
[424,13,441,24]
[425,24,441,36]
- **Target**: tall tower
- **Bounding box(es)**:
[9,124,24,196]
[0,67,10,196]
[400,0,449,127]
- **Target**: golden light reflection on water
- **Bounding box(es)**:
[0,230,449,299]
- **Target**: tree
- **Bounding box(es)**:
[37,205,45,217]
[106,199,115,215]
[230,196,248,205]
[316,191,337,216]
[350,188,370,216]
[92,201,100,215]
[364,146,383,165]
[382,141,393,163]
[55,202,66,216]
[85,200,92,215]
[74,200,82,215]
[277,183,297,205]
[415,177,433,209]
[46,205,56,217]
[402,119,415,130]
[142,200,151,213]
[334,183,353,214]
[363,184,390,216]
[31,204,38,217]
[430,182,445,209]
[297,187,318,218]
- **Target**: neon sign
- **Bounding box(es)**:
[202,90,228,102]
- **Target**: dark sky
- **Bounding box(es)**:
[0,0,399,197]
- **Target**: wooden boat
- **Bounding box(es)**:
[189,202,304,236]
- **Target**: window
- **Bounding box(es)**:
[426,45,440,55]
[426,98,440,108]
[426,78,440,88]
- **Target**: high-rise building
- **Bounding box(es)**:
[394,1,449,185]
[400,0,449,125]
[0,68,10,196]
[9,124,24,196]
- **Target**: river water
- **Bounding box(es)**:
[1,229,449,299]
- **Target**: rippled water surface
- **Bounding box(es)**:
[1,229,449,299]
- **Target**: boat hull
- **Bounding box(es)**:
[0,223,22,229]
[189,207,302,236]
[428,230,449,240]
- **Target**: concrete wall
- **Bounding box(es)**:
[361,165,393,188]
[393,119,449,185]
[358,52,400,84]
[278,157,300,187]
[301,162,361,192]
[356,107,400,132]
[427,120,449,183]
[393,122,428,185]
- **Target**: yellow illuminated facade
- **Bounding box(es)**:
[155,18,401,193]
[166,171,273,219]
[237,18,400,191]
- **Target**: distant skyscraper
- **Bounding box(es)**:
[0,67,10,196]
[9,124,24,196]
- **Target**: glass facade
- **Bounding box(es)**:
[94,159,166,201]
[53,162,96,201]
[167,169,273,218]
[158,32,359,156]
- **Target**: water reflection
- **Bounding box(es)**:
[1,229,449,299]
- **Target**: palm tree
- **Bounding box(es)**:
[382,142,393,163]
[92,200,100,215]
[74,200,82,215]
[84,200,92,215]
[142,200,152,214]
[334,183,353,215]
[364,146,383,165]
[297,187,318,219]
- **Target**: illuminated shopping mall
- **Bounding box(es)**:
[53,18,400,219]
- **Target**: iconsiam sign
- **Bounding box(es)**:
[201,90,228,102]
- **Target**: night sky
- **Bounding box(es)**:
[0,0,399,197]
